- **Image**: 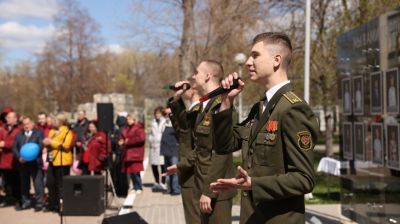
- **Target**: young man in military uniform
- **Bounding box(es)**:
[209,32,319,224]
[165,60,236,224]
[166,87,201,224]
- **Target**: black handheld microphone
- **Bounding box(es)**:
[199,78,241,102]
[162,83,191,91]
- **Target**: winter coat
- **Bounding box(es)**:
[83,132,110,172]
[148,117,165,165]
[73,118,89,142]
[121,123,145,173]
[160,119,179,157]
[48,126,75,166]
[12,128,44,164]
[36,124,52,137]
[0,125,21,169]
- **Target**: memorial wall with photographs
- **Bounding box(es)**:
[337,8,400,223]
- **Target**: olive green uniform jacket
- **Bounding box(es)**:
[170,96,237,201]
[169,99,200,187]
[169,100,201,224]
[212,84,319,224]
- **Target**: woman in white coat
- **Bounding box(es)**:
[148,107,167,191]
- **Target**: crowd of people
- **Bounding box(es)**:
[0,105,180,213]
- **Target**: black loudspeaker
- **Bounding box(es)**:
[102,212,148,224]
[97,103,114,132]
[63,176,105,216]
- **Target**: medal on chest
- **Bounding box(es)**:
[202,115,211,127]
[264,120,278,141]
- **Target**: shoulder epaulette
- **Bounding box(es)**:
[210,96,222,109]
[214,96,222,104]
[283,91,302,104]
[191,104,201,112]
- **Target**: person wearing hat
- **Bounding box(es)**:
[0,106,13,129]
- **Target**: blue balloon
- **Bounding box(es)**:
[20,143,40,162]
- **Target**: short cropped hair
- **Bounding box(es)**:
[22,116,33,122]
[202,59,224,82]
[37,111,47,117]
[252,32,293,68]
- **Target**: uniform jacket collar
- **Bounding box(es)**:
[250,83,293,145]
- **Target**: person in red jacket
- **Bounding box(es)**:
[0,111,21,207]
[0,106,13,129]
[36,112,52,138]
[81,120,110,175]
[119,114,145,194]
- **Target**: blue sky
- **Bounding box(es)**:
[0,0,135,66]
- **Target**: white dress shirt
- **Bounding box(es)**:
[263,80,291,111]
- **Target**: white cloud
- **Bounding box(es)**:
[0,0,58,19]
[99,44,125,55]
[0,21,55,52]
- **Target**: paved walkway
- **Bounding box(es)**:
[127,161,354,224]
[0,161,355,224]
[0,143,356,224]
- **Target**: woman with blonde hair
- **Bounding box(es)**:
[43,113,75,212]
[119,113,145,194]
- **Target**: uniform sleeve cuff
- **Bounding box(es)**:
[212,107,233,122]
[251,176,271,205]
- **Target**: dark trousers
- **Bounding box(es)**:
[19,162,44,207]
[0,169,21,204]
[80,162,90,175]
[130,173,142,190]
[201,199,232,224]
[151,165,166,184]
[46,164,69,209]
[182,187,201,224]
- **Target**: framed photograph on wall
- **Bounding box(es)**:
[342,78,352,115]
[353,76,364,115]
[370,71,383,114]
[343,122,353,160]
[386,68,399,114]
[371,123,384,165]
[386,124,400,170]
[354,122,365,161]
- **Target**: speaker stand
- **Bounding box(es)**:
[105,169,121,208]
[104,132,122,212]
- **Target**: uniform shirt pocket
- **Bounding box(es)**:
[253,132,278,166]
[195,125,212,149]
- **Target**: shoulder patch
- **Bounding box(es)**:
[297,131,312,151]
[283,91,302,104]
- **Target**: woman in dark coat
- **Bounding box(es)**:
[119,114,145,194]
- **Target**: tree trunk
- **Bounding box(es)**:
[324,104,334,157]
[179,0,196,80]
